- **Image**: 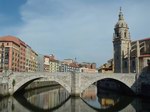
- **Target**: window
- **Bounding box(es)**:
[1,43,4,47]
[132,61,135,68]
[124,61,127,68]
[4,59,9,64]
[116,56,119,60]
[124,32,126,37]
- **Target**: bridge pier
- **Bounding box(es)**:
[70,72,81,97]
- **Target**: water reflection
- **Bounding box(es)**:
[0,97,9,112]
[0,85,150,112]
[15,85,70,111]
[81,85,134,111]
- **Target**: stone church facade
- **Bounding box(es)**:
[113,8,150,73]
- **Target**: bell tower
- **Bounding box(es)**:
[113,8,131,73]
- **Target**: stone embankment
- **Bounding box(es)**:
[0,78,59,97]
[25,80,59,90]
[0,76,9,97]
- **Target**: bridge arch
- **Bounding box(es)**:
[6,72,136,96]
[80,73,136,94]
[97,78,135,95]
[14,77,42,93]
[10,72,72,94]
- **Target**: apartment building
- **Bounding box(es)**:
[79,62,97,73]
[0,36,38,72]
[60,59,80,72]
[49,54,59,72]
[38,54,59,72]
[25,45,38,72]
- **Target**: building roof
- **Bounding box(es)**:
[0,35,20,45]
[139,37,150,41]
[115,7,128,29]
[69,62,79,68]
[0,35,27,48]
[139,54,150,58]
[132,37,150,43]
[0,35,38,56]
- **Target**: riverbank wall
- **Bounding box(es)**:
[0,83,9,97]
[0,80,59,97]
[25,80,59,90]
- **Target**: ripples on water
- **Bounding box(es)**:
[0,85,150,112]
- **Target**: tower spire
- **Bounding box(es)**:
[119,7,124,20]
[120,7,122,12]
[113,7,131,73]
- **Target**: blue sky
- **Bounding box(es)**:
[0,0,150,67]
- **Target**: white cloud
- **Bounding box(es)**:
[8,0,149,66]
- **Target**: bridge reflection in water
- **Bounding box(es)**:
[0,85,150,112]
[81,85,134,112]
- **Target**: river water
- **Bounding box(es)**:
[0,85,150,112]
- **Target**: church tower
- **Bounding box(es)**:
[113,8,131,73]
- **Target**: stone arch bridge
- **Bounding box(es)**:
[5,72,136,96]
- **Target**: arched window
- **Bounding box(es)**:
[132,61,135,68]
[124,61,127,68]
[124,32,126,37]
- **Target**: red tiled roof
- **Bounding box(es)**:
[19,39,26,47]
[139,54,150,57]
[0,35,20,45]
[139,38,150,41]
[69,62,79,68]
[0,35,27,47]
[132,37,150,42]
